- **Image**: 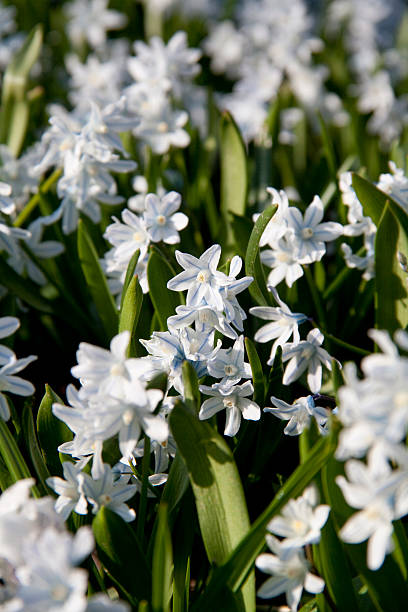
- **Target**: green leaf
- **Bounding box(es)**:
[119,274,143,357]
[316,513,360,611]
[37,384,72,477]
[0,24,43,156]
[245,205,277,306]
[192,425,338,611]
[374,204,408,332]
[161,453,190,529]
[147,246,183,330]
[220,111,248,220]
[0,419,40,497]
[22,403,51,496]
[77,219,119,340]
[120,249,140,311]
[172,493,194,612]
[152,503,173,612]
[170,363,255,612]
[93,507,151,602]
[244,337,264,405]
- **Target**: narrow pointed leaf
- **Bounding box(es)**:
[120,249,140,311]
[152,503,173,612]
[375,204,408,332]
[244,337,265,405]
[245,205,277,306]
[77,219,118,340]
[93,506,151,602]
[119,274,143,357]
[0,419,40,497]
[147,246,183,330]
[37,384,72,477]
[220,111,248,219]
[22,403,50,496]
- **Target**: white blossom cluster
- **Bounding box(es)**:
[123,30,203,151]
[48,329,171,521]
[31,98,137,234]
[65,0,127,51]
[135,243,259,436]
[258,187,343,288]
[327,0,408,148]
[101,189,189,301]
[0,478,129,611]
[256,485,329,611]
[204,0,346,142]
[335,329,408,570]
[0,316,36,421]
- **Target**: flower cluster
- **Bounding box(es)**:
[258,187,343,288]
[0,478,129,611]
[32,99,137,234]
[256,486,329,611]
[204,0,346,142]
[102,189,188,301]
[49,330,170,521]
[124,31,202,152]
[335,329,408,570]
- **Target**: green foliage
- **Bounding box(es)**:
[77,219,119,341]
[93,507,151,603]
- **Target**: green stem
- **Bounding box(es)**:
[311,320,370,356]
[137,435,151,544]
[14,168,61,228]
[323,246,366,300]
[305,265,327,330]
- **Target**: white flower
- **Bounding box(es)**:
[207,335,252,390]
[199,381,261,437]
[167,303,237,339]
[261,237,304,288]
[71,331,145,400]
[79,463,137,522]
[282,329,333,393]
[140,327,219,394]
[46,460,89,520]
[143,191,188,244]
[336,453,408,570]
[265,395,329,436]
[167,244,230,310]
[267,485,330,549]
[259,188,290,247]
[66,0,127,49]
[15,526,93,611]
[250,287,307,363]
[103,209,150,263]
[256,534,325,611]
[285,195,343,264]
